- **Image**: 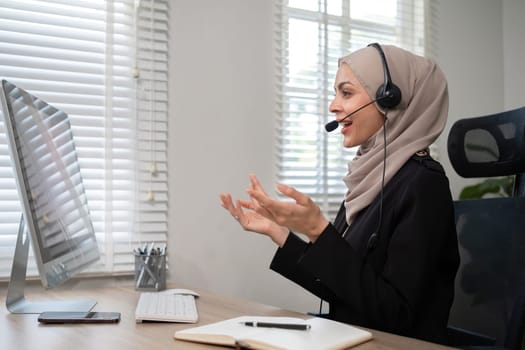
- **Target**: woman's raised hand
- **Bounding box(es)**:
[219,192,289,247]
[246,174,329,243]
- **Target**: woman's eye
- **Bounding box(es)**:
[342,90,351,97]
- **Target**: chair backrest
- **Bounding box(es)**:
[449,197,525,347]
[447,105,525,196]
[447,106,525,349]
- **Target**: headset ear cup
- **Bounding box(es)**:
[376,83,402,109]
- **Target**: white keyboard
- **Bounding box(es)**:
[135,290,199,323]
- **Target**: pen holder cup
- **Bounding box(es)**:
[134,252,166,291]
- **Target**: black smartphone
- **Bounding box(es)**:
[38,311,121,324]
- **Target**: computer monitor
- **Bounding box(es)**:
[0,80,100,314]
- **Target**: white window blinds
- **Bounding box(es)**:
[274,0,425,218]
[0,0,169,279]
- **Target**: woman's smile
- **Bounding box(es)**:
[341,120,353,135]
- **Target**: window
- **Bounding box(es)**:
[0,0,169,279]
[274,0,425,218]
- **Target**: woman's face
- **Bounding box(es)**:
[329,63,384,148]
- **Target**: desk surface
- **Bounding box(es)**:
[0,278,455,350]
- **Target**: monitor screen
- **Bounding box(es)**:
[1,80,99,289]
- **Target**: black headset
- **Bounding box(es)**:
[324,43,402,132]
[365,43,401,250]
[367,43,402,109]
[319,43,402,315]
[339,43,401,251]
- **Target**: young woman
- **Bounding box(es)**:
[220,44,459,345]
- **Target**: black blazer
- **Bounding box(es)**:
[270,154,460,345]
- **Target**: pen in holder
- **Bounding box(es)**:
[134,244,166,291]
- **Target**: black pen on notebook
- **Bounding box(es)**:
[240,321,311,331]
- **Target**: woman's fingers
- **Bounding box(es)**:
[219,193,233,211]
[277,183,310,206]
[220,193,243,221]
[248,173,273,208]
[248,174,267,194]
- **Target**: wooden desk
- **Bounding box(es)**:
[0,278,455,350]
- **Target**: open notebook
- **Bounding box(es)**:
[174,316,373,350]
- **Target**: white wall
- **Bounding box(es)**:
[168,0,319,312]
[167,0,525,313]
[432,0,505,198]
[503,0,525,110]
[433,0,525,198]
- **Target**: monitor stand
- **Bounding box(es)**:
[6,216,97,314]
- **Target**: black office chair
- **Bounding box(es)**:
[446,105,525,350]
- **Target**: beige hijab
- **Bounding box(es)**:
[340,45,449,226]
